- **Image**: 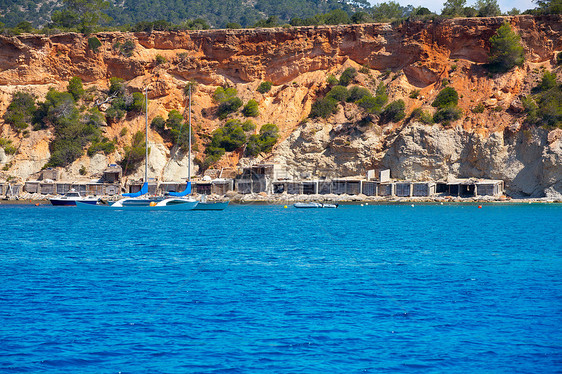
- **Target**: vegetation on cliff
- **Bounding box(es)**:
[487,22,525,73]
[523,71,562,129]
[151,110,196,152]
[2,76,147,168]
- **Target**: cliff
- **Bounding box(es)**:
[0,15,561,197]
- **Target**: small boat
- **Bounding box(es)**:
[50,189,99,206]
[294,202,323,208]
[293,202,339,209]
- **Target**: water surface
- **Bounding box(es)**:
[1,204,561,372]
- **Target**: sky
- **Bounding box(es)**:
[371,0,538,13]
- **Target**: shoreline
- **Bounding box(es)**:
[2,195,561,206]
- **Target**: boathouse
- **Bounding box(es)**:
[377,183,394,197]
[102,164,122,183]
[361,181,377,196]
[412,182,436,197]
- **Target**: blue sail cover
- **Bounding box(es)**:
[168,182,191,197]
[123,182,148,197]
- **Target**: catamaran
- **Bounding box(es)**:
[77,82,198,211]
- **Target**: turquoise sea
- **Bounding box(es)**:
[1,203,561,372]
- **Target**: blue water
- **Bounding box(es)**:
[1,203,561,373]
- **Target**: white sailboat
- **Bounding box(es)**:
[77,82,197,211]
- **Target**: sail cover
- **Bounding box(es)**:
[168,182,191,197]
[123,182,148,197]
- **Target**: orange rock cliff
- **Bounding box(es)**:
[0,15,561,197]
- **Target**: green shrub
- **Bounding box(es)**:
[105,101,126,123]
[326,85,349,102]
[84,108,106,127]
[357,83,388,114]
[242,120,256,132]
[202,147,225,169]
[432,87,459,108]
[381,99,406,123]
[347,86,370,102]
[409,89,421,99]
[87,37,102,52]
[35,88,102,167]
[0,138,17,155]
[535,71,558,92]
[209,120,247,152]
[79,165,87,175]
[338,67,357,86]
[129,92,145,112]
[151,116,166,132]
[155,54,166,65]
[357,96,379,114]
[213,87,237,102]
[47,139,84,167]
[488,22,525,73]
[226,22,242,29]
[420,111,435,124]
[433,106,462,125]
[119,40,136,57]
[87,137,115,156]
[120,127,128,137]
[212,87,242,119]
[67,76,84,101]
[257,81,272,94]
[359,65,370,74]
[243,99,259,117]
[4,92,36,132]
[327,74,339,86]
[472,103,485,113]
[120,131,147,174]
[476,0,501,16]
[109,77,126,97]
[246,123,279,156]
[217,97,243,119]
[557,52,562,65]
[409,107,422,120]
[309,97,338,118]
[535,89,562,129]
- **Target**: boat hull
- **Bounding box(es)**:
[50,199,99,206]
[193,201,229,210]
[76,200,198,211]
[293,202,338,208]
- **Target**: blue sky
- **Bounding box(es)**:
[370,0,537,13]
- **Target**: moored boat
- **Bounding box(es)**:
[76,197,198,210]
[293,202,339,208]
[49,189,99,206]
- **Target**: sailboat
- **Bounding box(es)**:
[181,85,229,211]
[77,82,198,211]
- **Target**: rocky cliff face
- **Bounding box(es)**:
[0,15,561,197]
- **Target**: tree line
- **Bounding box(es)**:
[0,0,560,34]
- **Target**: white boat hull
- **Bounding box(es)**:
[294,202,339,208]
[76,199,198,211]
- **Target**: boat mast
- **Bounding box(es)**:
[188,85,192,183]
[144,84,150,184]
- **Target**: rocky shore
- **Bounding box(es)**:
[4,191,560,205]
